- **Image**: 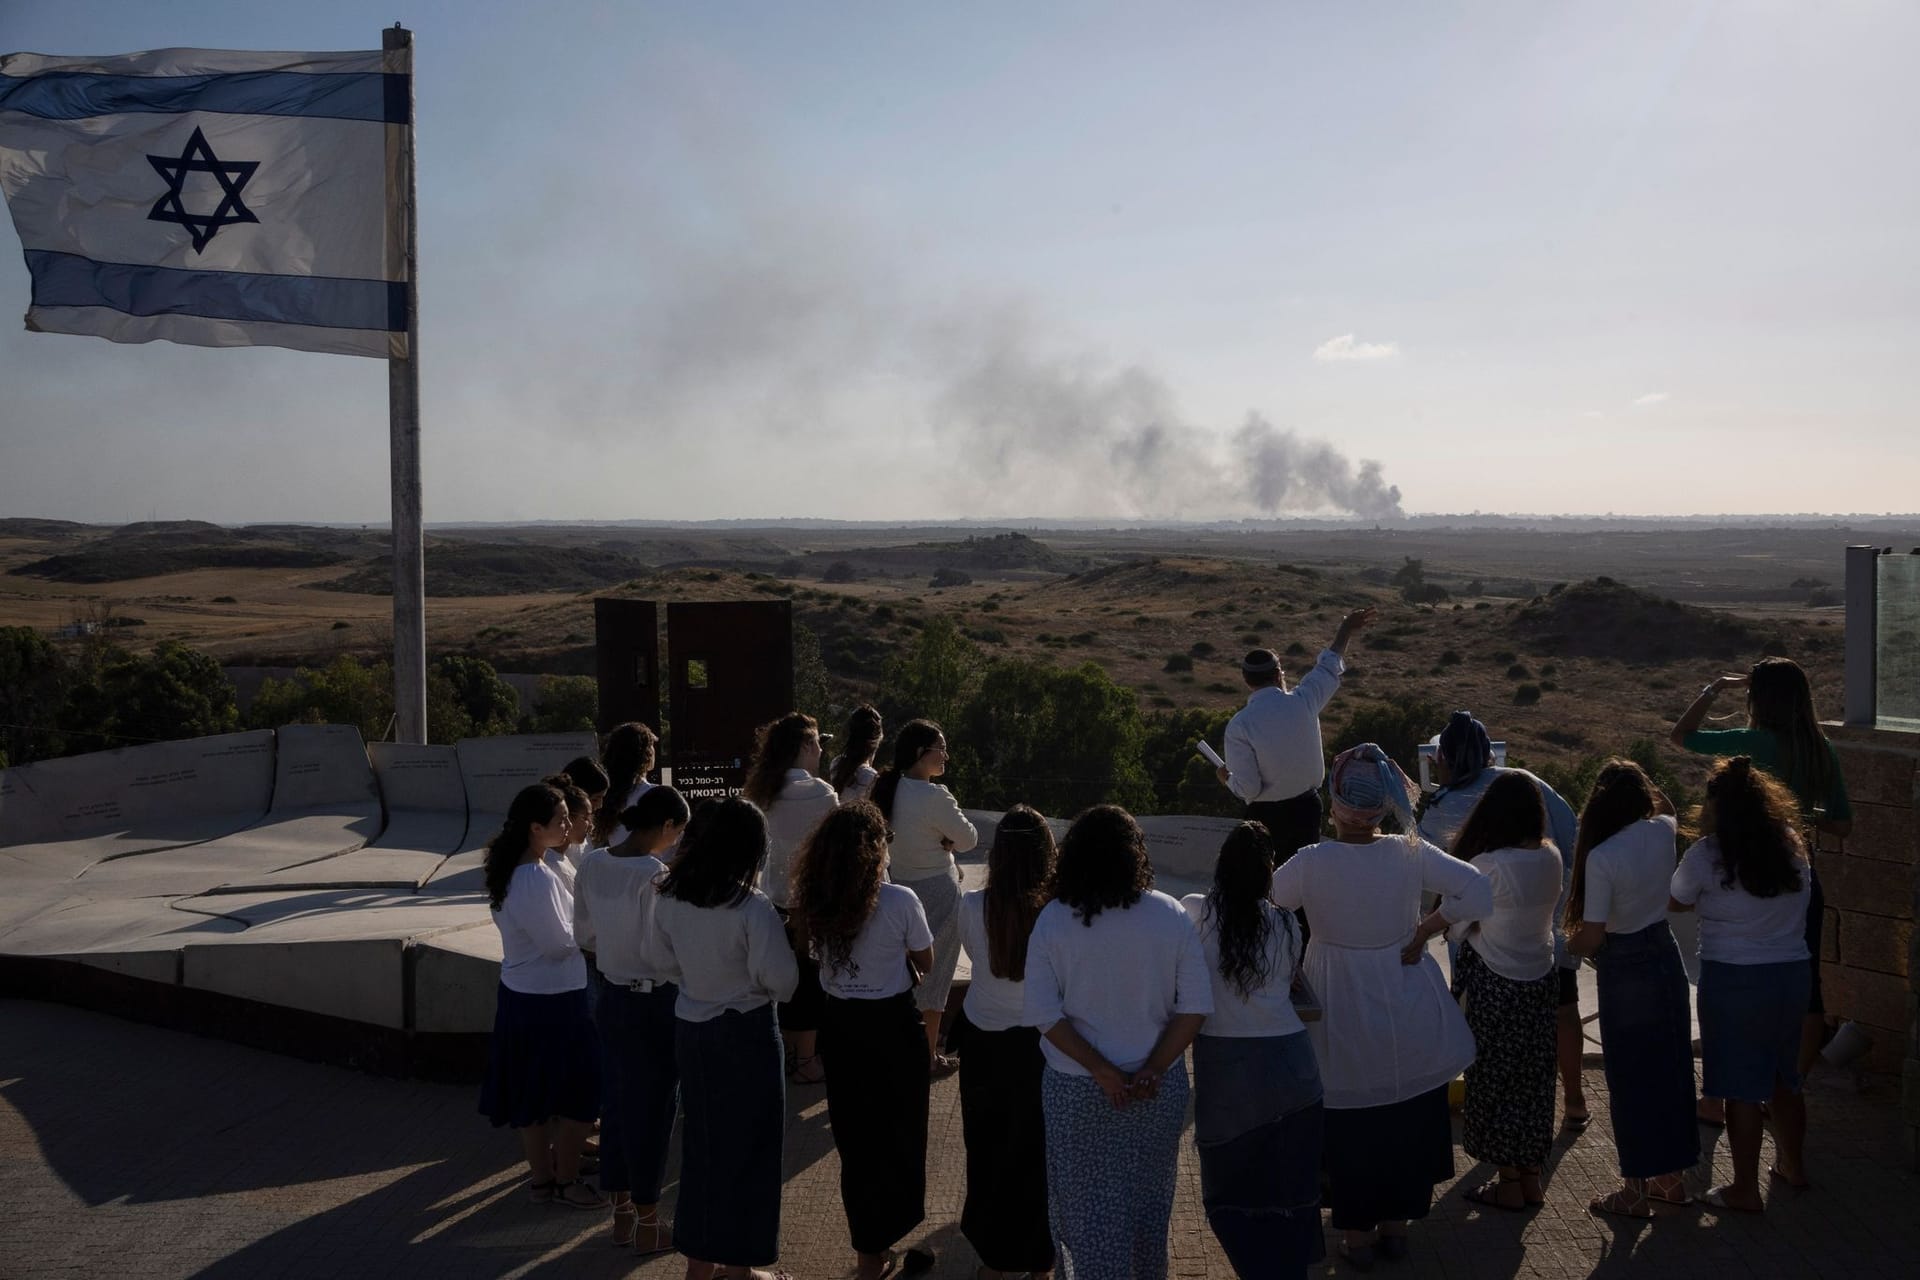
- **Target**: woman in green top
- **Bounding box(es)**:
[1670,656,1849,1167]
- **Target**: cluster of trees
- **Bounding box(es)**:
[0,625,596,768]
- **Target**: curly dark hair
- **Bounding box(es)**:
[1566,759,1660,928]
[743,712,817,810]
[985,804,1056,980]
[1207,821,1289,1000]
[483,783,565,910]
[1054,804,1154,926]
[790,802,889,977]
[1701,756,1805,898]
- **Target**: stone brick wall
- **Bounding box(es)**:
[1818,724,1918,1165]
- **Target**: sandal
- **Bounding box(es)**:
[610,1201,636,1246]
[552,1179,607,1210]
[1702,1186,1763,1215]
[1589,1187,1654,1220]
[632,1209,674,1255]
[1562,1108,1591,1132]
[1768,1165,1811,1191]
[1465,1175,1534,1213]
[1648,1174,1694,1207]
[929,1053,961,1080]
[788,1053,827,1086]
[526,1177,556,1205]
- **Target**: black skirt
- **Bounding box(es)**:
[819,990,931,1256]
[1322,1083,1454,1231]
[954,1012,1055,1273]
[477,983,599,1128]
[776,905,825,1035]
[674,1005,785,1267]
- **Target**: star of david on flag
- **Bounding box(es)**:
[0,46,409,358]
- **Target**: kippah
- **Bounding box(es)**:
[1239,649,1280,675]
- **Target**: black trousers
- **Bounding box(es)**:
[819,990,930,1255]
[1246,788,1322,944]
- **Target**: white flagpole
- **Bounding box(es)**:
[384,24,427,743]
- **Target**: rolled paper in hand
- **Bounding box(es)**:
[1194,741,1226,769]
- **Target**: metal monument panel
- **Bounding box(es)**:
[666,601,794,803]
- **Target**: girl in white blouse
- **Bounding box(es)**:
[828,704,885,804]
[477,783,604,1210]
[1564,761,1695,1219]
[1442,772,1563,1212]
[573,784,688,1252]
[743,712,838,1084]
[955,805,1058,1280]
[652,798,799,1280]
[1183,821,1322,1279]
[1271,743,1490,1270]
[1024,805,1213,1279]
[869,719,979,1072]
[793,802,936,1280]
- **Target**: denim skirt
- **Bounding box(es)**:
[1698,958,1811,1103]
[1594,922,1698,1178]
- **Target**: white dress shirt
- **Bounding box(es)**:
[1222,650,1344,803]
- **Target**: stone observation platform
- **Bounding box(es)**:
[1,727,1639,1066]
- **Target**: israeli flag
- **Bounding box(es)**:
[0,46,407,359]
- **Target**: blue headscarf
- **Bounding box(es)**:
[1437,711,1492,788]
[1328,742,1417,831]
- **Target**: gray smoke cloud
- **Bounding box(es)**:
[465,79,1405,522]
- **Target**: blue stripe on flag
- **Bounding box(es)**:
[25,250,406,332]
[0,70,407,124]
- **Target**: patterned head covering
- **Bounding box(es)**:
[1436,710,1492,784]
[1328,742,1418,831]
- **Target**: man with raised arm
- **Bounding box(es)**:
[1216,607,1378,861]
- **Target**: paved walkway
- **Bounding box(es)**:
[1,998,1914,1279]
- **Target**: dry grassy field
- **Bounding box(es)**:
[5,516,1911,794]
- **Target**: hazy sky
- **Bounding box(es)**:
[3,1,1915,523]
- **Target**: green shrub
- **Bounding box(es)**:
[1513,683,1542,706]
[1163,653,1194,673]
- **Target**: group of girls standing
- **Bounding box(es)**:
[472,649,1847,1280]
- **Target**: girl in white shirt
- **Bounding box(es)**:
[828,704,884,804]
[743,712,838,1084]
[1668,757,1813,1214]
[1023,804,1213,1280]
[573,784,687,1253]
[1564,761,1695,1219]
[1443,772,1563,1213]
[652,797,799,1280]
[955,805,1058,1280]
[1183,821,1322,1280]
[477,783,604,1211]
[792,802,935,1280]
[595,721,658,850]
[870,719,979,1074]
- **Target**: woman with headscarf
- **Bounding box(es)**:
[1269,743,1491,1270]
[1416,710,1590,1130]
